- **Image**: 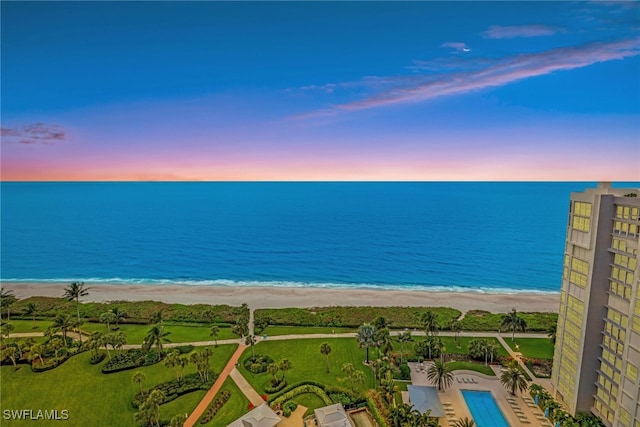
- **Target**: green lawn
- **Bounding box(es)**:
[81,322,237,344]
[0,344,237,427]
[446,361,495,376]
[201,378,250,426]
[240,338,375,396]
[6,319,237,344]
[295,393,327,417]
[261,326,355,336]
[504,338,555,359]
[394,336,510,359]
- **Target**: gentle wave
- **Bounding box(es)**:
[0,277,560,295]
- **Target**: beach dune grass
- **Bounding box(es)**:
[10,296,243,325]
[459,310,558,332]
[0,344,237,427]
[255,306,462,329]
[239,338,375,395]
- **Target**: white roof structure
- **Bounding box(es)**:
[227,404,281,427]
[314,403,352,427]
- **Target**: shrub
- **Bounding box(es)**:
[243,354,274,374]
[366,390,390,427]
[173,345,194,355]
[199,390,231,424]
[399,363,411,380]
[132,372,216,408]
[265,379,287,393]
[31,357,68,373]
[330,393,352,406]
[282,401,298,417]
[90,353,106,365]
[102,349,148,373]
[270,384,332,407]
[144,350,161,366]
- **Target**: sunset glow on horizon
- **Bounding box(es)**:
[2,2,639,181]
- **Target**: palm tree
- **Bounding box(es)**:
[267,363,280,383]
[29,343,45,365]
[1,345,20,370]
[421,311,439,336]
[63,281,91,323]
[379,372,397,406]
[136,389,165,427]
[143,324,171,355]
[547,323,557,344]
[209,325,220,346]
[376,327,393,358]
[110,307,127,329]
[500,367,529,396]
[169,414,187,427]
[278,358,292,382]
[24,302,38,328]
[0,288,17,321]
[100,311,117,331]
[132,371,146,397]
[451,321,462,347]
[320,342,332,373]
[501,308,527,341]
[1,322,15,338]
[452,417,476,427]
[356,324,376,364]
[397,331,412,364]
[53,313,74,342]
[164,351,181,381]
[341,363,364,392]
[245,334,256,358]
[373,316,390,330]
[426,360,454,391]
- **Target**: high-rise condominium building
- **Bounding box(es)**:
[552,183,640,427]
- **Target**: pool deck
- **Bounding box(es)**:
[404,362,555,427]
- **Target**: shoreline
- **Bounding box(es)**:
[1,281,560,312]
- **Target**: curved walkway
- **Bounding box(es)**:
[184,344,247,427]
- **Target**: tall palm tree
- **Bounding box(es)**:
[451,417,476,427]
[209,325,220,346]
[24,302,38,328]
[100,311,117,331]
[63,281,91,323]
[397,331,412,364]
[500,367,529,396]
[341,363,365,392]
[143,324,171,354]
[451,321,462,346]
[132,371,146,397]
[0,288,17,322]
[53,313,74,342]
[547,323,557,344]
[110,307,127,329]
[356,323,376,364]
[372,316,390,330]
[245,334,256,358]
[29,343,45,365]
[426,360,454,391]
[278,358,292,382]
[501,308,527,341]
[376,327,393,358]
[421,311,439,336]
[320,342,332,373]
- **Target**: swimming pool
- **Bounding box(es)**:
[461,390,510,427]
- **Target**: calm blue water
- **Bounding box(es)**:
[1,182,634,293]
[462,390,510,427]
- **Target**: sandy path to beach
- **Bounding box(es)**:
[2,282,559,313]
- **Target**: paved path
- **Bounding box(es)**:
[229,367,264,406]
[184,344,247,427]
[496,335,553,390]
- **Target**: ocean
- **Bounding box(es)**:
[0,182,631,294]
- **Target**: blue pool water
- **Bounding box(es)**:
[461,390,510,427]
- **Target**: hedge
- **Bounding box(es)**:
[366,390,390,427]
[132,372,216,408]
[270,384,332,408]
[199,390,231,424]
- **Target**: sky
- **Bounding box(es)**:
[1,1,639,181]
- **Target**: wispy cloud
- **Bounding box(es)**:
[441,42,471,53]
[296,37,640,118]
[482,25,560,39]
[1,123,66,145]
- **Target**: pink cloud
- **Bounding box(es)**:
[482,25,560,39]
[1,123,66,145]
[310,37,640,114]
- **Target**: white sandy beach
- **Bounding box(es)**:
[1,282,560,313]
